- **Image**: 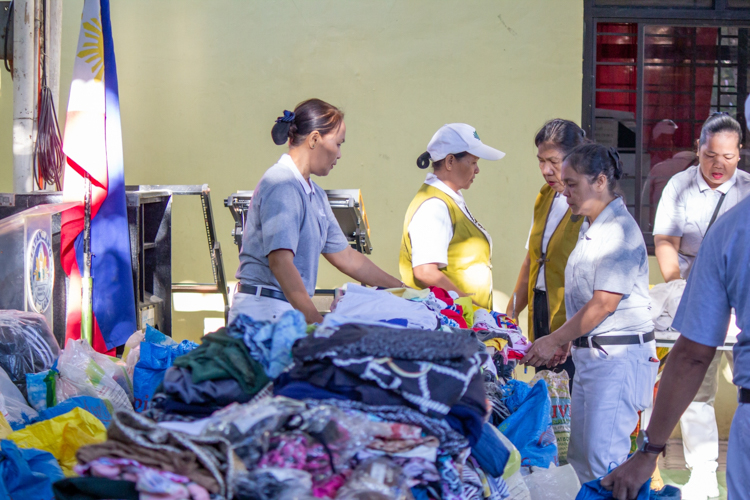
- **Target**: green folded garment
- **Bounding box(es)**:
[173,328,269,396]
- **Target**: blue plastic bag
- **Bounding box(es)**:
[35,396,113,428]
[0,440,65,500]
[133,326,197,412]
[576,479,681,500]
[496,379,558,467]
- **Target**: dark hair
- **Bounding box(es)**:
[416,151,470,170]
[563,143,623,195]
[698,112,742,148]
[271,98,344,146]
[534,119,587,155]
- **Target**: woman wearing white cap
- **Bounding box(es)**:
[399,123,504,309]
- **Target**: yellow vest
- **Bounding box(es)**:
[399,184,493,309]
[527,184,582,341]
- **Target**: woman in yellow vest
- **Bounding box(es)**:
[399,123,505,309]
[507,119,587,379]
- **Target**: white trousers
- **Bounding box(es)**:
[727,403,750,500]
[679,350,734,473]
[227,291,294,325]
[568,340,659,484]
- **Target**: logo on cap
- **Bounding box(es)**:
[473,130,480,140]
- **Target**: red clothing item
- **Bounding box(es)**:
[429,286,454,306]
[441,307,467,328]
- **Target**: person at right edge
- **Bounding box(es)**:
[602,194,750,500]
[507,119,587,383]
[652,112,750,500]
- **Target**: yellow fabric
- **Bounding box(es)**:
[455,297,475,326]
[399,184,493,309]
[7,407,107,476]
[527,184,582,341]
[386,287,433,301]
[0,413,12,439]
[484,338,508,352]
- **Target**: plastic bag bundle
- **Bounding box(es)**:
[497,379,559,468]
[7,406,107,476]
[524,464,580,500]
[335,457,414,500]
[0,365,39,428]
[133,325,197,412]
[232,468,316,500]
[207,397,375,471]
[575,479,681,500]
[531,370,572,464]
[0,310,60,397]
[56,340,133,411]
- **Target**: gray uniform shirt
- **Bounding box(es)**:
[565,197,654,336]
[235,154,350,296]
[673,195,750,389]
[653,165,750,278]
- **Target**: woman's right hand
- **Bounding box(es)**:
[549,341,571,367]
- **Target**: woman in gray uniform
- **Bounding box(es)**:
[523,143,657,483]
[229,98,401,325]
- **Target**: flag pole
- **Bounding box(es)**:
[81,172,93,344]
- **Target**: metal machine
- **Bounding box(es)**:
[225,189,372,254]
[0,193,73,346]
[0,184,228,342]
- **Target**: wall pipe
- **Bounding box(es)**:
[12,0,36,193]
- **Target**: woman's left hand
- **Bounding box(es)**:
[522,335,561,367]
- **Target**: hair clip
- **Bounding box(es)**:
[276,110,296,123]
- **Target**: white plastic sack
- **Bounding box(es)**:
[524,464,580,500]
[56,339,133,411]
[505,470,532,500]
[531,370,572,464]
[0,366,38,427]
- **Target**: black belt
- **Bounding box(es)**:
[573,331,655,349]
[740,388,750,404]
[237,284,288,303]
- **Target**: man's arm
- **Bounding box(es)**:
[601,336,717,500]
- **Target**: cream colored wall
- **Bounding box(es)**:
[1,0,584,334]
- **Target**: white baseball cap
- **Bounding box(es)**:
[426,123,506,162]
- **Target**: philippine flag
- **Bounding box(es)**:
[61,0,136,354]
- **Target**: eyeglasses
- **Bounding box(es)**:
[709,111,732,118]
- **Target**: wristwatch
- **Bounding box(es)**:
[637,430,666,457]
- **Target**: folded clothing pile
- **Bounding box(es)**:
[147,327,270,421]
[276,323,487,434]
[75,409,236,499]
[327,284,441,330]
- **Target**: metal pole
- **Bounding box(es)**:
[47,0,61,111]
[12,0,36,193]
[81,174,93,344]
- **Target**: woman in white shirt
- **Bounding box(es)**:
[507,119,587,380]
[398,123,504,310]
[652,112,750,498]
[523,143,657,483]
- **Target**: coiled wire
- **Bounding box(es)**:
[33,0,64,191]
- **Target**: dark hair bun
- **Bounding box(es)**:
[607,147,623,180]
[272,121,291,145]
[416,151,431,169]
[271,110,297,145]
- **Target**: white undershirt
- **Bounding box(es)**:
[409,173,492,268]
[525,193,569,291]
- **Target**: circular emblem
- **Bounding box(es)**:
[27,230,54,313]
